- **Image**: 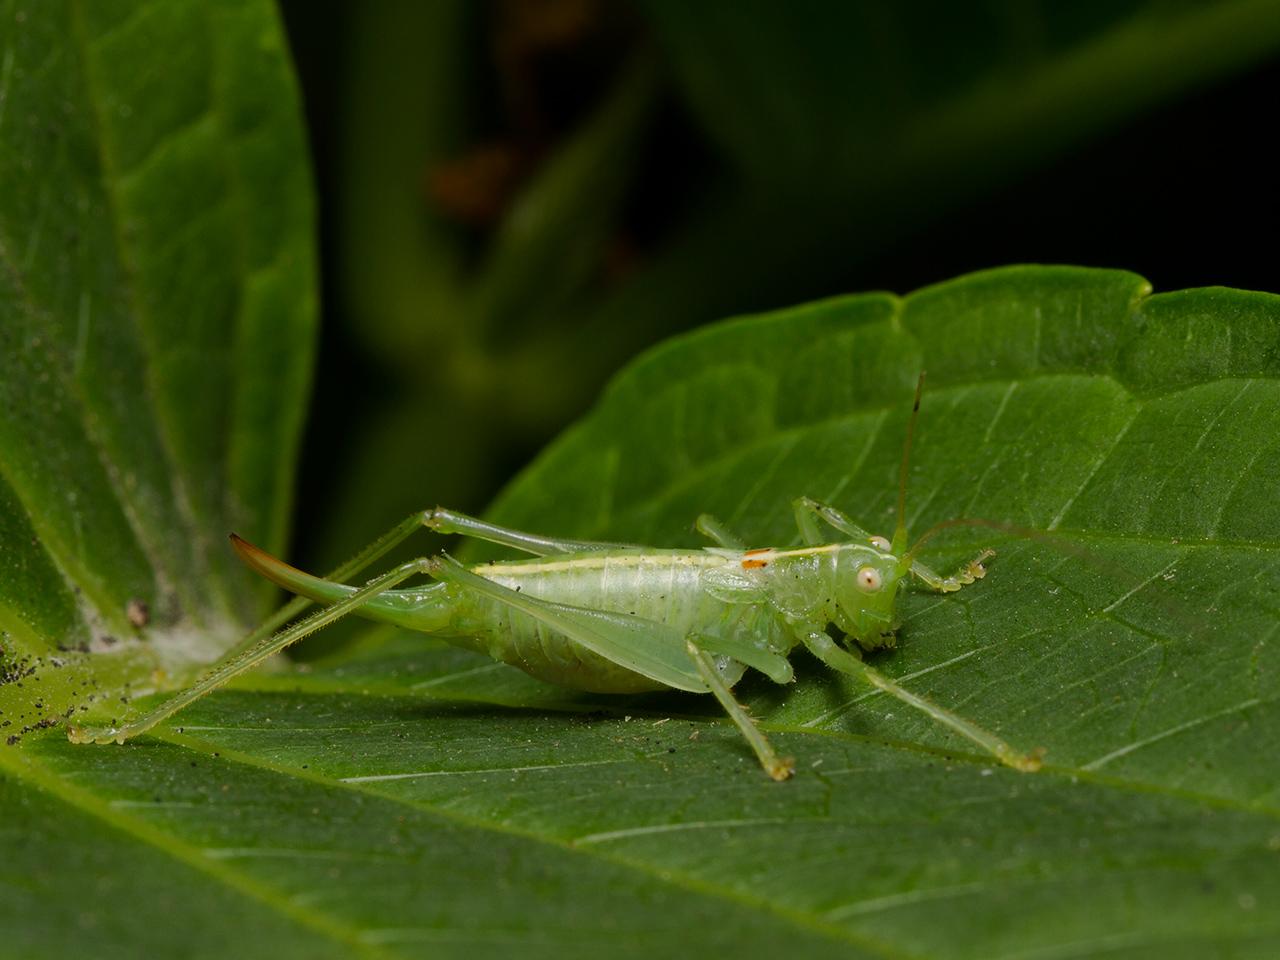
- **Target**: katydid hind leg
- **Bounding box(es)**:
[67,556,439,745]
[802,629,1041,772]
[426,507,637,556]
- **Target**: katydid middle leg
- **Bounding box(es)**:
[686,637,794,781]
[695,514,746,550]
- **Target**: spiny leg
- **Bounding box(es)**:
[792,496,877,546]
[687,638,794,781]
[68,557,438,744]
[695,514,745,550]
[801,629,1040,772]
[909,549,996,593]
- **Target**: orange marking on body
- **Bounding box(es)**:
[741,548,772,570]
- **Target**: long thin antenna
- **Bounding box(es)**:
[893,371,926,553]
[904,516,1004,566]
[901,517,1209,639]
[906,516,1100,565]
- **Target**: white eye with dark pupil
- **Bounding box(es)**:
[856,566,882,591]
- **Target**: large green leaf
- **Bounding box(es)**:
[7,266,1280,957]
[0,0,318,943]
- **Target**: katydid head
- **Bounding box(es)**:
[836,371,926,649]
[834,541,905,651]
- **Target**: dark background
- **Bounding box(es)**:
[276,0,1280,580]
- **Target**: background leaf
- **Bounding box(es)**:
[0,0,315,710]
[0,0,317,872]
[6,266,1279,957]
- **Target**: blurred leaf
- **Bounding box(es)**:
[644,0,1280,192]
[590,0,1280,348]
[471,55,655,356]
[309,5,658,570]
[8,268,1279,957]
[336,0,471,361]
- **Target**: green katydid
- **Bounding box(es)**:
[69,374,1040,780]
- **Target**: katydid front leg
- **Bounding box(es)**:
[909,549,996,593]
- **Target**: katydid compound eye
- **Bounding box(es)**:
[856,566,883,591]
[869,536,891,551]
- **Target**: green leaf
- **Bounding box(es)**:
[0,0,315,692]
[0,0,320,942]
[9,263,1280,956]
